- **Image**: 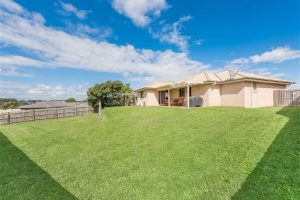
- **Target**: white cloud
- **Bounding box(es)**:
[250,68,285,78]
[228,47,300,67]
[0,1,209,85]
[229,57,249,65]
[64,22,113,40]
[1,55,50,67]
[0,67,33,77]
[111,0,169,27]
[0,81,89,100]
[0,0,23,13]
[59,1,88,20]
[150,15,192,52]
[250,47,300,63]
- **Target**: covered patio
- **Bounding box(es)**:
[158,84,203,108]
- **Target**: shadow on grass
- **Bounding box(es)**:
[0,131,77,200]
[231,107,300,200]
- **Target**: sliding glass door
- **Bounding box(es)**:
[159,90,168,105]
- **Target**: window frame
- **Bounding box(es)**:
[253,82,257,92]
[179,88,186,97]
[140,91,144,98]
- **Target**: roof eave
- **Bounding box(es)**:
[222,78,294,85]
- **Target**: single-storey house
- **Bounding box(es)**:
[135,70,294,108]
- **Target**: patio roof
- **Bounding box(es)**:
[135,81,172,91]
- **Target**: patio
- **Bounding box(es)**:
[158,85,203,108]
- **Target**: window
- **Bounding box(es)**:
[139,91,144,98]
[179,88,186,97]
[189,87,192,97]
[253,82,257,92]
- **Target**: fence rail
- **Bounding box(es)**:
[0,106,93,125]
[274,90,300,107]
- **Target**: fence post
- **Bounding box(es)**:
[33,110,35,121]
[99,101,103,122]
[75,105,77,116]
[7,113,10,124]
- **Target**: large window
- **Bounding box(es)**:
[179,88,186,97]
[179,87,192,97]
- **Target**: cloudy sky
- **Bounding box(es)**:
[0,0,299,100]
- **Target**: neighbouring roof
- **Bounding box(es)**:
[19,101,87,109]
[136,70,294,91]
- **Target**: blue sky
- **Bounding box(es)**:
[0,0,299,100]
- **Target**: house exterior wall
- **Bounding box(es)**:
[136,97,145,106]
[244,82,286,108]
[137,81,288,108]
[220,82,245,107]
[170,89,180,101]
[208,85,221,106]
[136,90,159,106]
[191,85,210,107]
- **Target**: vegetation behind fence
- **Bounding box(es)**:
[0,106,93,125]
[274,90,300,106]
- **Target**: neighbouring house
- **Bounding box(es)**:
[135,70,294,108]
[19,101,88,110]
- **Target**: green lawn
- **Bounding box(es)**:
[0,107,299,200]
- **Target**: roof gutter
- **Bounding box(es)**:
[221,78,294,85]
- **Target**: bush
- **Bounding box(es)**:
[65,98,76,102]
[87,80,133,108]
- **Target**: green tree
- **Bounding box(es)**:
[65,98,76,102]
[87,80,133,108]
[0,98,20,110]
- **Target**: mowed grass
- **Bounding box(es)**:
[0,107,299,200]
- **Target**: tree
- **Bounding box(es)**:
[65,97,76,102]
[87,80,133,108]
[122,83,134,106]
[0,98,20,110]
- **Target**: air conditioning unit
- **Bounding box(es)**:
[189,96,203,107]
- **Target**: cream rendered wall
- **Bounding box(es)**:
[220,82,245,107]
[243,82,252,108]
[191,85,210,107]
[208,85,221,106]
[145,90,159,106]
[136,90,159,106]
[244,82,286,108]
[136,97,145,106]
[170,89,179,101]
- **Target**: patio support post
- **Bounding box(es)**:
[187,85,190,108]
[168,89,171,107]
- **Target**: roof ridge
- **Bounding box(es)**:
[213,71,223,81]
[203,71,211,81]
[236,70,247,78]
